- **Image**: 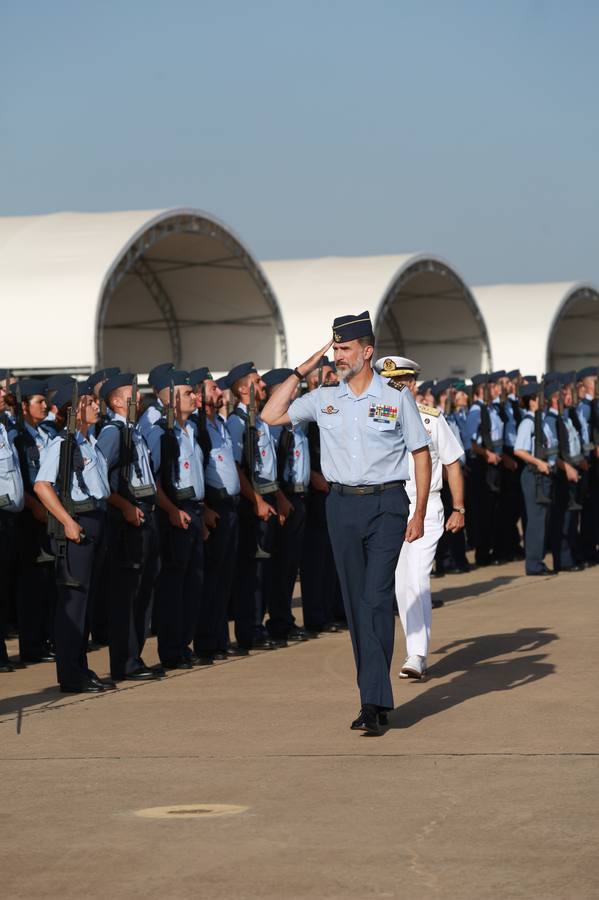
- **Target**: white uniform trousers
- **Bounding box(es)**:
[395,492,445,657]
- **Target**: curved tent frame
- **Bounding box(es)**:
[0,208,286,375]
[263,253,491,378]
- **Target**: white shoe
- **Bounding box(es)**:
[399,655,426,679]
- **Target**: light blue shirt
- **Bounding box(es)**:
[205,415,240,496]
[138,399,164,442]
[445,413,466,465]
[271,423,311,487]
[564,412,582,457]
[287,371,430,486]
[10,423,52,488]
[571,407,591,449]
[226,403,278,483]
[0,423,24,512]
[147,419,205,501]
[36,431,111,502]
[514,413,558,467]
[467,401,503,449]
[495,399,518,447]
[95,412,156,494]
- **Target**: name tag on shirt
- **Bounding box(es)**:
[368,403,397,425]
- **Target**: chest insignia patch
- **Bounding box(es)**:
[424,418,430,424]
[321,405,339,415]
[368,403,398,424]
[217,454,224,461]
[0,442,5,449]
[183,461,190,470]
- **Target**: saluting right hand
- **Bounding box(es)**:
[298,339,334,378]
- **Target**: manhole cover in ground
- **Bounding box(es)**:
[134,804,248,819]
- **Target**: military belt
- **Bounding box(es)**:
[252,480,278,496]
[69,498,100,513]
[205,485,240,506]
[281,481,307,494]
[329,480,405,496]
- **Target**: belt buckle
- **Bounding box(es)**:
[356,486,366,495]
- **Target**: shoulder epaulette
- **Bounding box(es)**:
[387,378,406,392]
[417,403,440,417]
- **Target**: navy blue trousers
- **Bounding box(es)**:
[520,467,551,574]
[53,509,105,687]
[155,501,204,663]
[325,485,409,710]
[107,508,159,678]
[194,497,239,655]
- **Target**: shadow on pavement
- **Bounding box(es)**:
[432,575,519,605]
[386,627,557,731]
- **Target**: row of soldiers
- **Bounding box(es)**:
[416,367,599,577]
[0,360,597,689]
[0,361,346,689]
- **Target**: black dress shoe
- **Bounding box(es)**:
[432,598,445,608]
[20,653,56,664]
[161,659,193,670]
[150,665,166,677]
[268,637,288,649]
[332,620,348,630]
[212,651,228,660]
[60,681,104,694]
[351,704,382,734]
[351,706,388,731]
[226,646,249,657]
[0,660,15,673]
[287,628,309,642]
[124,667,163,680]
[191,655,214,667]
[430,569,445,579]
[560,564,584,573]
[526,566,557,576]
[251,638,279,650]
[87,669,116,688]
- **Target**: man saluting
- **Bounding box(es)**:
[261,311,431,733]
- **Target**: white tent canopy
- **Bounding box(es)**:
[472,282,599,378]
[263,254,491,378]
[0,208,286,375]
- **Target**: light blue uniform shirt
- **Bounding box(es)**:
[205,415,240,496]
[36,431,111,502]
[138,400,164,442]
[445,413,466,466]
[147,419,205,501]
[514,413,558,467]
[0,423,24,512]
[571,407,591,450]
[287,371,430,486]
[466,401,503,449]
[94,412,156,494]
[495,399,517,447]
[577,396,593,426]
[9,423,52,488]
[271,423,311,487]
[564,411,582,457]
[226,403,278,483]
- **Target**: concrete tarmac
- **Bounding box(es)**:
[1,563,598,899]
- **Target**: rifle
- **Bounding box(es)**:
[15,380,25,434]
[532,382,552,505]
[47,382,83,588]
[555,386,583,511]
[246,381,273,559]
[195,381,211,469]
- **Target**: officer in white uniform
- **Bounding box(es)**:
[375,356,465,680]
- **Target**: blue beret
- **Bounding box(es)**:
[12,378,47,398]
[522,374,537,383]
[544,380,560,396]
[488,370,506,383]
[518,382,541,398]
[215,375,229,390]
[506,369,520,380]
[46,375,76,391]
[90,367,120,386]
[332,311,373,343]
[148,362,174,387]
[78,378,95,397]
[418,380,434,393]
[153,370,190,392]
[189,367,213,385]
[471,373,488,386]
[432,378,455,397]
[225,361,257,389]
[577,366,597,380]
[559,371,576,386]
[0,369,9,380]
[53,382,79,410]
[543,371,562,383]
[99,373,135,402]
[262,368,294,388]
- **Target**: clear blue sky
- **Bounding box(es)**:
[2,0,598,285]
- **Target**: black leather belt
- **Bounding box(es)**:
[329,480,405,495]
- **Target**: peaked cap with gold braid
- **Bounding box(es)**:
[374,355,421,378]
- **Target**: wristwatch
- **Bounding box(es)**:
[453,507,466,515]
